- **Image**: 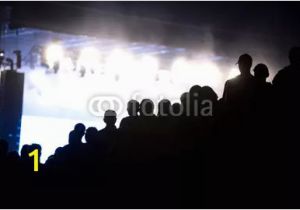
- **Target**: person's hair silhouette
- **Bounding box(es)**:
[85,127,98,145]
[237,54,253,76]
[158,99,171,117]
[140,99,155,117]
[69,123,86,146]
[104,110,117,128]
[254,63,269,82]
[127,100,140,117]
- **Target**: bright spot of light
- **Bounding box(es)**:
[105,49,137,80]
[227,67,240,79]
[60,57,74,74]
[141,55,159,72]
[195,61,222,87]
[45,44,64,68]
[77,47,101,73]
[171,58,222,88]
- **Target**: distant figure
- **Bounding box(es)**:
[253,64,272,100]
[97,110,118,155]
[172,102,182,116]
[69,123,86,146]
[85,127,98,145]
[223,54,256,114]
[20,144,30,162]
[119,100,140,131]
[189,85,202,117]
[180,92,189,116]
[158,99,172,117]
[138,99,157,134]
[254,63,271,84]
[140,99,155,117]
[273,47,300,106]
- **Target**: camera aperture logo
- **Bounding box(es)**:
[88,95,124,117]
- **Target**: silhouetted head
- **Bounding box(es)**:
[189,85,202,99]
[54,147,64,159]
[104,110,117,127]
[172,102,182,116]
[21,144,30,160]
[158,99,171,117]
[127,100,140,117]
[289,47,300,67]
[140,99,155,116]
[237,54,253,75]
[85,127,98,144]
[201,86,218,102]
[254,63,269,82]
[31,143,42,158]
[180,92,189,105]
[0,139,8,158]
[74,123,86,137]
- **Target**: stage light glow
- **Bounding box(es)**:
[195,61,222,87]
[60,57,74,74]
[227,67,240,79]
[171,58,222,88]
[45,44,64,68]
[141,55,159,72]
[21,47,230,162]
[105,49,138,81]
[77,47,101,74]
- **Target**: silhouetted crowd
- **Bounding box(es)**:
[1,47,300,208]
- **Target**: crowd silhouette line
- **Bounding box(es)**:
[0,47,300,208]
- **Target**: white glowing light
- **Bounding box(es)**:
[105,49,138,81]
[171,57,189,72]
[77,47,101,73]
[45,44,64,68]
[227,67,240,79]
[60,57,74,74]
[171,58,222,88]
[195,61,222,87]
[141,55,159,72]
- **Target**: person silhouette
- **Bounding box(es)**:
[140,99,156,117]
[273,47,300,102]
[158,99,172,117]
[272,47,300,207]
[85,127,98,145]
[254,63,271,84]
[222,54,256,115]
[171,102,183,117]
[119,100,140,131]
[97,110,118,156]
[69,123,86,146]
[253,63,272,105]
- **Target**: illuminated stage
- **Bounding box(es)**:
[1,28,238,162]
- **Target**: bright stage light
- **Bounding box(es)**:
[141,55,159,72]
[171,58,222,88]
[60,57,74,74]
[77,47,101,74]
[171,57,188,72]
[227,67,240,79]
[45,44,64,68]
[195,61,222,87]
[105,49,137,80]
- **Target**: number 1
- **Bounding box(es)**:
[29,149,39,172]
